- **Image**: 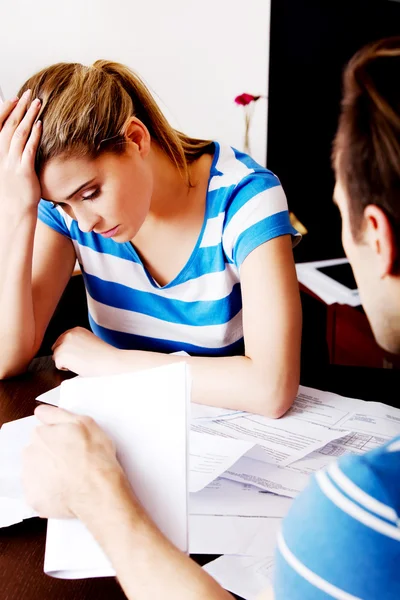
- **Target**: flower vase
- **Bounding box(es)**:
[243,113,251,155]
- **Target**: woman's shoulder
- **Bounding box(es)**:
[209,141,280,194]
[208,142,285,218]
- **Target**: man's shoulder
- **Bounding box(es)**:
[274,436,400,599]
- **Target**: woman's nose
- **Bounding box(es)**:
[75,209,99,234]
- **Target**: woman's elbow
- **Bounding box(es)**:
[255,376,299,419]
[0,353,33,380]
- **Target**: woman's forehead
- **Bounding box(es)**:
[40,155,98,198]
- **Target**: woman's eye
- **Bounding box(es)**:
[82,189,100,201]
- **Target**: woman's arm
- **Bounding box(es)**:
[0,93,76,378]
[53,235,301,417]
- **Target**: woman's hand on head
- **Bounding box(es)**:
[0,90,42,214]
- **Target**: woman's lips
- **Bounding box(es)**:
[99,225,120,238]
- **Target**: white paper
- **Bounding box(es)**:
[36,384,63,406]
[190,477,292,518]
[296,257,361,306]
[35,351,188,408]
[44,363,190,579]
[223,456,307,498]
[191,403,246,421]
[204,555,274,600]
[189,432,254,493]
[224,386,400,497]
[0,497,37,528]
[0,416,39,527]
[189,514,281,556]
[192,411,347,467]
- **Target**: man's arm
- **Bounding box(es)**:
[23,405,232,600]
[81,471,232,600]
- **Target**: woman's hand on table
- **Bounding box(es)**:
[52,327,121,376]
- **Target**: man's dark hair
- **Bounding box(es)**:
[333,37,400,256]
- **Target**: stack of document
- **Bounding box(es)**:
[2,371,400,598]
[195,386,400,598]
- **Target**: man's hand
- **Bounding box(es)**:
[23,410,234,600]
[22,404,125,519]
[52,327,120,376]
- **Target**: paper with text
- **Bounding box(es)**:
[223,386,400,497]
[192,412,347,467]
[189,432,254,492]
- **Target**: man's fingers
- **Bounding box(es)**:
[34,404,78,425]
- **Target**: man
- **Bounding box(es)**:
[23,37,400,599]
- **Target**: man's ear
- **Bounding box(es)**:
[124,117,151,157]
[363,205,398,277]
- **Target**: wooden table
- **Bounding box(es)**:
[3,358,400,599]
[0,357,222,600]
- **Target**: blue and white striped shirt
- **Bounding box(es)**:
[38,142,299,356]
[275,436,400,599]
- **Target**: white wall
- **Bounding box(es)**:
[0,0,270,165]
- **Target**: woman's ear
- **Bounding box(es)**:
[124,117,151,157]
[363,205,398,277]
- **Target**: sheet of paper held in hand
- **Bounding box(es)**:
[42,363,190,579]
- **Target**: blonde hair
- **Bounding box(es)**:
[19,60,214,184]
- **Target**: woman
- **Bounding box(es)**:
[0,60,301,416]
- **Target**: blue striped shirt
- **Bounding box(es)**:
[38,142,299,356]
[275,436,400,599]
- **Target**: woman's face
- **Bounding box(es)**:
[40,145,154,241]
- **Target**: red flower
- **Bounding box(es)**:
[234,93,261,106]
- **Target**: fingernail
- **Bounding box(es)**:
[36,120,42,127]
[22,89,31,99]
[11,96,19,102]
[33,98,41,107]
